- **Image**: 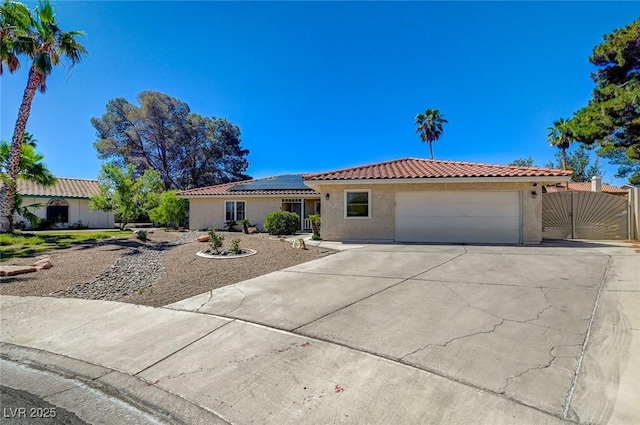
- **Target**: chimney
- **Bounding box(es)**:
[591,176,602,192]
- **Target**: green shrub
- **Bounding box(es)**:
[263,211,300,235]
[311,233,322,241]
[230,238,242,254]
[148,191,188,228]
[134,229,147,241]
[208,226,225,254]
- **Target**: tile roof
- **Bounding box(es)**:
[17,177,101,199]
[178,175,319,197]
[303,158,573,181]
[545,182,628,194]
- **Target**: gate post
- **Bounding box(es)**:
[569,191,575,239]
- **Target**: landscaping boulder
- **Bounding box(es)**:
[292,238,307,250]
[32,256,53,270]
[197,235,211,242]
[0,265,38,277]
[248,226,260,234]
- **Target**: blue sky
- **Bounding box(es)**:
[1,1,638,184]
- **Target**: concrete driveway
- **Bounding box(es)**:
[167,240,639,424]
[1,240,638,425]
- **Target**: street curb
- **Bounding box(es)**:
[0,342,230,425]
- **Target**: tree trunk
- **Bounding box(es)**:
[0,66,43,232]
[561,148,567,170]
[429,142,434,160]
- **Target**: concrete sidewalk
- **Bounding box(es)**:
[1,239,638,424]
[2,297,569,425]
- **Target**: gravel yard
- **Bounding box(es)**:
[0,230,333,307]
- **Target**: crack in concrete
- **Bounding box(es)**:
[440,282,553,325]
[226,286,247,314]
[500,346,557,394]
[399,282,560,361]
[400,319,506,361]
[500,330,584,395]
[562,256,611,419]
[522,287,553,323]
[195,290,214,313]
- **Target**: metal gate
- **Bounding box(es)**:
[542,191,628,240]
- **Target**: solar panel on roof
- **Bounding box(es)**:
[228,174,311,191]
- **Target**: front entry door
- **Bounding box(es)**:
[290,202,302,230]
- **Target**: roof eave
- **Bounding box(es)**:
[178,192,320,199]
[19,194,93,199]
[303,175,572,190]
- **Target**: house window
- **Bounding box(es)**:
[47,199,69,223]
[225,201,245,222]
[344,190,370,219]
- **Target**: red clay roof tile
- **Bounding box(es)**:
[303,158,573,180]
[177,179,319,197]
[17,178,101,199]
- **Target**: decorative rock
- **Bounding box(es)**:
[197,235,210,242]
[292,238,307,250]
[0,265,38,277]
[33,258,53,270]
[54,231,202,301]
[247,226,260,234]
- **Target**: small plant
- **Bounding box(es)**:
[238,218,252,234]
[208,226,225,254]
[308,214,321,238]
[135,229,148,241]
[311,233,322,241]
[230,238,242,254]
[264,211,300,235]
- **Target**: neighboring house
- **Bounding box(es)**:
[15,178,114,229]
[181,158,572,244]
[544,180,628,196]
[178,175,321,232]
[302,158,572,244]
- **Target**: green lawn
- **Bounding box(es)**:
[0,230,131,260]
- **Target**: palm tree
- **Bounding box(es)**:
[0,0,86,232]
[1,133,56,228]
[547,118,575,170]
[0,0,32,74]
[415,109,448,159]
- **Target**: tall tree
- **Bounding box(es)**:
[570,18,640,181]
[92,91,250,190]
[509,157,536,167]
[547,118,575,170]
[0,0,87,232]
[90,163,162,230]
[597,145,640,184]
[0,0,31,74]
[415,109,447,159]
[545,145,603,182]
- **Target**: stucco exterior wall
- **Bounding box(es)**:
[15,197,114,229]
[187,197,320,231]
[314,182,542,244]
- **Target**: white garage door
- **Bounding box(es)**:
[395,191,521,243]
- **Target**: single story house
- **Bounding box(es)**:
[15,177,114,229]
[178,174,321,232]
[180,158,572,244]
[303,158,573,244]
